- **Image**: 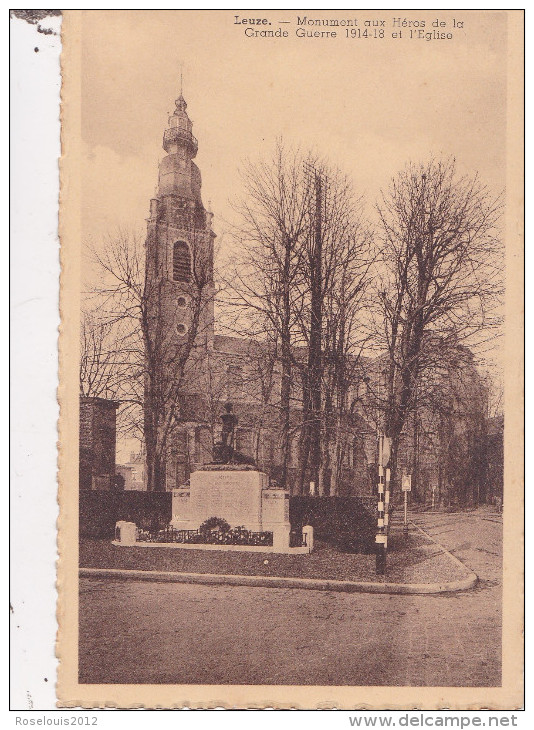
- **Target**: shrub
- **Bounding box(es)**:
[289,496,376,553]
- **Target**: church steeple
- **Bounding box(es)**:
[158,92,202,200]
[146,89,215,355]
[162,93,198,158]
[174,92,187,113]
[143,88,217,489]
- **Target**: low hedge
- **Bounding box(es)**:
[80,491,376,552]
[80,490,172,539]
[289,496,377,553]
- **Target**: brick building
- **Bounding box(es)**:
[79,396,119,491]
[390,346,490,506]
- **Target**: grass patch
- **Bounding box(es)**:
[80,528,469,585]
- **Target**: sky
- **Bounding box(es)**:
[77,10,508,459]
[80,9,507,248]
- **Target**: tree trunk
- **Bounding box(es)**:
[279,232,293,491]
[298,370,311,494]
[279,353,291,490]
[153,452,167,492]
[387,434,400,501]
[144,404,167,491]
[330,413,343,496]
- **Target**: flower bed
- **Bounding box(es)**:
[136,524,274,547]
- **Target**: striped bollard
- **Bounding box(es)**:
[385,467,391,535]
[376,464,387,575]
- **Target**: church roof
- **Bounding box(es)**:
[213,334,267,356]
[212,334,373,374]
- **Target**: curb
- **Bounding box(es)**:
[80,562,478,595]
[409,520,479,589]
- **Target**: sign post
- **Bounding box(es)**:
[402,474,411,536]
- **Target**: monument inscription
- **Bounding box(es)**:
[172,469,268,531]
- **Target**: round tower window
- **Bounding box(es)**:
[177,296,187,307]
[176,323,188,336]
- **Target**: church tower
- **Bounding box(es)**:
[145,92,215,352]
[144,91,216,491]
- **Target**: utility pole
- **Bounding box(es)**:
[309,170,323,491]
[300,163,324,494]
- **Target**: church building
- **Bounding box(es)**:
[142,91,374,495]
[141,90,489,503]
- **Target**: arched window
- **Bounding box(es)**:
[173,241,191,282]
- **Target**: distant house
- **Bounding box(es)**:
[116,452,146,491]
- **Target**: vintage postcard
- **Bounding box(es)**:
[57,10,524,709]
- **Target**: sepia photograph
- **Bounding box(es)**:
[54,9,523,709]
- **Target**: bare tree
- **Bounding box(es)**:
[295,165,373,494]
[372,158,503,492]
[79,309,121,399]
[243,337,279,467]
[88,226,214,491]
[80,293,145,446]
[484,370,504,419]
[225,144,374,494]
[320,211,373,495]
[224,142,312,487]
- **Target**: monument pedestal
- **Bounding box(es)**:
[171,466,291,548]
[171,488,193,531]
[261,487,291,550]
[272,524,291,551]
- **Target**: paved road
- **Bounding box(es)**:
[79,511,502,686]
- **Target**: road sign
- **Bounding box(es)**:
[380,437,392,467]
[402,474,412,491]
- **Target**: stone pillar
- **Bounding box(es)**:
[272,524,291,551]
[302,524,314,553]
[171,488,192,530]
[116,521,137,545]
[262,487,291,552]
[261,489,289,526]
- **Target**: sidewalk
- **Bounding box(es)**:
[80,521,478,594]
